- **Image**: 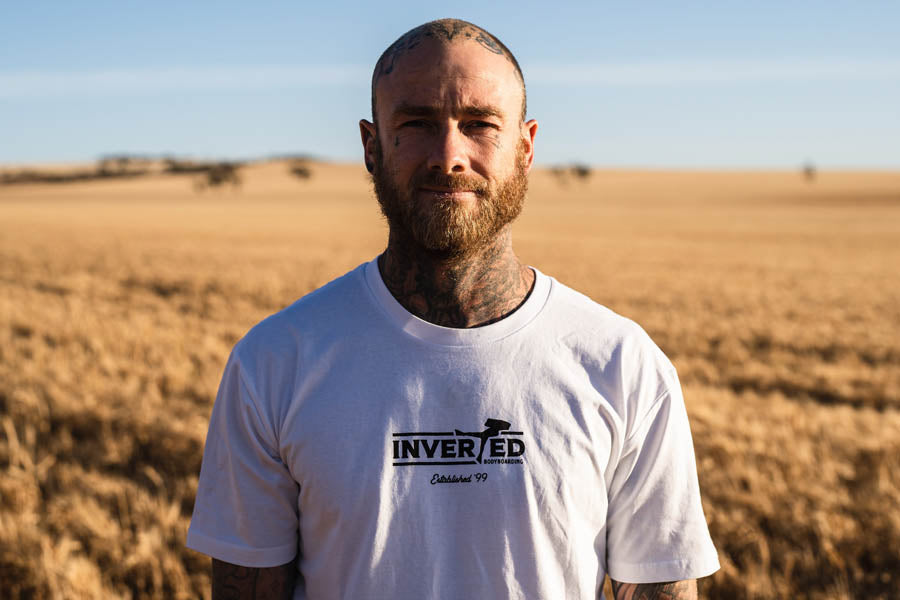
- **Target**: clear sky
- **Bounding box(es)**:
[2,1,898,168]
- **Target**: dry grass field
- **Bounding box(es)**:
[1,161,899,599]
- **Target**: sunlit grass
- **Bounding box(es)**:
[1,162,899,598]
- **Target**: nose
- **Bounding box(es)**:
[427,125,468,174]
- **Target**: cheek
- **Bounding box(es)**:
[386,135,426,167]
[478,137,520,176]
[384,154,419,188]
[479,128,522,160]
[390,128,433,154]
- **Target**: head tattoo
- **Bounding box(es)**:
[370,18,527,125]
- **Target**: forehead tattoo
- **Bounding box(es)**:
[371,18,526,122]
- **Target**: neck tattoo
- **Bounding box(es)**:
[378,230,535,328]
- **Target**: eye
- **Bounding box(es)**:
[465,120,500,135]
[400,119,428,128]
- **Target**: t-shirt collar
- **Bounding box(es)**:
[363,256,551,347]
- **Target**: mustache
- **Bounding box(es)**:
[411,170,489,195]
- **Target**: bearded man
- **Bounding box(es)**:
[187,18,720,600]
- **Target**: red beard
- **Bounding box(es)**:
[372,141,528,256]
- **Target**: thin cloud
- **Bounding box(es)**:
[1,59,898,99]
[526,58,900,85]
[0,65,369,99]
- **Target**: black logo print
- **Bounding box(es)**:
[392,418,526,466]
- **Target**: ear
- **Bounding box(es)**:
[521,119,538,173]
[359,119,378,173]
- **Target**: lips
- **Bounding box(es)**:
[421,186,474,193]
[421,186,466,192]
[413,172,488,197]
[418,185,482,200]
[418,184,475,194]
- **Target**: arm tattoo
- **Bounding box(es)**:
[610,579,698,600]
[212,559,296,600]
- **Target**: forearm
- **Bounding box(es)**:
[610,579,698,600]
[211,558,296,600]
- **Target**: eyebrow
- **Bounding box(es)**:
[392,102,504,120]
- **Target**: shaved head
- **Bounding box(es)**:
[371,18,526,125]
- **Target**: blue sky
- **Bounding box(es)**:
[2,1,898,168]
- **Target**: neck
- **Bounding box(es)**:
[378,228,535,328]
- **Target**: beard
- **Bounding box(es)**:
[371,140,528,257]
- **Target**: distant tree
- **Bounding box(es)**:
[288,160,313,180]
[96,159,116,177]
[1,163,148,185]
[166,159,210,174]
[194,163,242,192]
[802,161,817,183]
[549,163,592,186]
[571,164,592,180]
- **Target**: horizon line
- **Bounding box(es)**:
[2,155,898,172]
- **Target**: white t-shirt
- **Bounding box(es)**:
[187,258,719,599]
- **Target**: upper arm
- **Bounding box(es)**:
[187,352,300,567]
[610,579,697,600]
[212,558,296,600]
[605,360,719,582]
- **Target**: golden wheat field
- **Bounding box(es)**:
[1,160,899,599]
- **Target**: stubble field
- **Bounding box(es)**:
[1,161,899,599]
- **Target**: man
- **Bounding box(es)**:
[187,18,719,599]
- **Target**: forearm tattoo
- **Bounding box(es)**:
[611,579,698,600]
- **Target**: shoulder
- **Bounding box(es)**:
[224,262,373,404]
[543,275,672,372]
[217,261,374,434]
[540,274,679,424]
[232,262,368,363]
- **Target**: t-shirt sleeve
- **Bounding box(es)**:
[605,367,720,583]
[186,349,300,567]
